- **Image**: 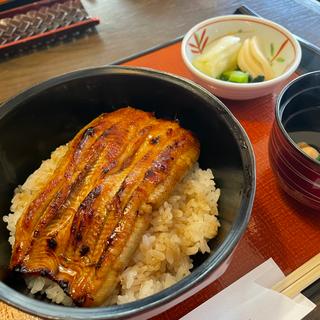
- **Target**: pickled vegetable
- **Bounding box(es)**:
[192,36,242,78]
[251,75,265,83]
[238,36,274,80]
[192,34,274,83]
[220,70,249,83]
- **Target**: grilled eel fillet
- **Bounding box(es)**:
[10,107,199,306]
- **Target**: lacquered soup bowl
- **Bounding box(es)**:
[269,71,320,210]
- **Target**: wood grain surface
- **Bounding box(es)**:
[1,1,320,320]
[0,0,320,103]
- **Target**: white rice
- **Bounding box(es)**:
[3,144,220,305]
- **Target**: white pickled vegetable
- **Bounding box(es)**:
[192,36,242,78]
[238,38,264,78]
[237,36,274,80]
[250,36,274,80]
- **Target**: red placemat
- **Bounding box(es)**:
[121,42,320,319]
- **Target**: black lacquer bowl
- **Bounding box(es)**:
[0,66,255,319]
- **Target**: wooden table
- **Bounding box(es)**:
[1,1,320,319]
[1,0,320,103]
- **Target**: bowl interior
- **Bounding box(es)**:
[184,16,298,79]
[0,67,254,317]
[278,71,320,162]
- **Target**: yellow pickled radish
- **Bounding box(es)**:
[250,36,274,80]
[238,38,264,78]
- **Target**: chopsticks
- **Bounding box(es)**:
[272,253,320,298]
